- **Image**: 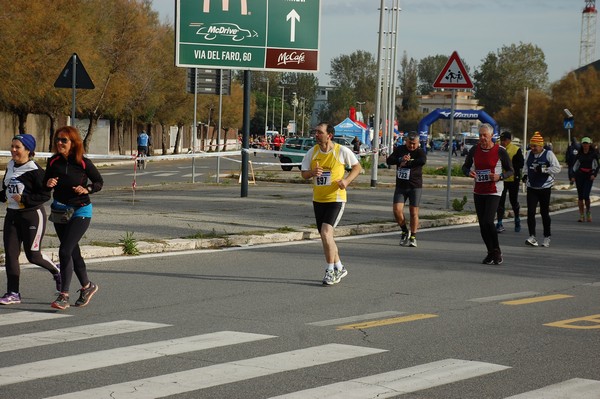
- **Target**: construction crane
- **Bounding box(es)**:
[580,0,598,66]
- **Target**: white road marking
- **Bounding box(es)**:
[0,331,275,386]
[504,378,600,398]
[0,311,71,326]
[468,291,540,302]
[307,311,405,326]
[46,344,386,399]
[268,358,510,398]
[0,320,169,353]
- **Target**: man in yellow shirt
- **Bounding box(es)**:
[301,123,361,285]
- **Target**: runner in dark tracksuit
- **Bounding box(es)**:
[1,135,60,305]
[44,126,104,310]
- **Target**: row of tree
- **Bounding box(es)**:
[324,43,599,144]
[1,0,598,154]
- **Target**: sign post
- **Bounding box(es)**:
[54,53,95,126]
[432,51,473,209]
[176,0,321,197]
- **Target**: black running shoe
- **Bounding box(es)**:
[74,282,99,307]
[482,253,494,265]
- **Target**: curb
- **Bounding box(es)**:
[12,194,596,265]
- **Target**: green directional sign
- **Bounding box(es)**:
[176,0,320,72]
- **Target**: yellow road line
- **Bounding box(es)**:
[544,314,600,329]
[501,294,573,305]
[336,314,438,330]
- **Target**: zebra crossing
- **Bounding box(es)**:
[1,310,599,398]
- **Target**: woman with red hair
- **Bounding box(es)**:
[44,126,104,310]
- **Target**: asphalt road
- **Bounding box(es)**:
[1,207,599,398]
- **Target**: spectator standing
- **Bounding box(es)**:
[44,126,104,310]
[571,136,599,222]
[0,134,61,305]
[462,123,513,265]
[523,132,561,247]
[300,122,361,285]
[565,137,581,185]
[386,131,427,247]
[496,132,524,233]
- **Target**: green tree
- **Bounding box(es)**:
[325,50,377,123]
[417,54,449,95]
[399,52,419,111]
[474,42,548,117]
[549,68,600,142]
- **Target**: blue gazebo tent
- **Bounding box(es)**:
[334,118,369,145]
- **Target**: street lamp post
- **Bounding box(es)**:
[300,97,306,136]
[280,86,285,135]
[292,92,298,135]
[356,101,365,122]
[265,78,269,135]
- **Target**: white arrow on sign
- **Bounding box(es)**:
[286,9,300,42]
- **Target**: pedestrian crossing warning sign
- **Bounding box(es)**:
[433,51,473,89]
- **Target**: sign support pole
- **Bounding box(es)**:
[192,68,198,183]
[446,89,456,209]
[241,70,251,197]
[70,54,77,125]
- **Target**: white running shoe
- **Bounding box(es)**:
[526,236,539,247]
[542,237,551,247]
[322,270,335,285]
[334,268,348,283]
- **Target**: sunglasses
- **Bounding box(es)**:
[55,137,69,144]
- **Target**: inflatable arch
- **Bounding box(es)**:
[417,109,498,142]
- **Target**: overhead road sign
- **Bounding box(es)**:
[433,51,473,89]
[176,0,320,72]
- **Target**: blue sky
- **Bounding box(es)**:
[152,0,594,85]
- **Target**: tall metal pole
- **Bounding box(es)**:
[370,0,386,187]
[389,1,401,148]
[280,87,285,135]
[445,90,456,209]
[265,78,269,134]
[301,98,306,136]
[70,54,77,125]
[241,70,251,197]
[192,68,198,183]
[216,69,223,183]
[523,87,529,147]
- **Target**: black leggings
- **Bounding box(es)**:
[474,194,501,253]
[497,181,520,220]
[3,208,59,293]
[53,216,91,293]
[526,187,551,237]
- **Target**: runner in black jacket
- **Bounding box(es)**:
[44,126,103,310]
[0,134,60,305]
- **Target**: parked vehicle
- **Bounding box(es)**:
[461,136,479,156]
[279,137,316,171]
[278,135,365,171]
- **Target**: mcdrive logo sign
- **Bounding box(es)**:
[176,0,320,72]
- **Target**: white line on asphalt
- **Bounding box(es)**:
[268,358,510,398]
[503,378,600,398]
[0,311,71,326]
[0,330,276,386]
[468,292,541,303]
[45,344,387,399]
[0,320,170,353]
[307,311,405,326]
